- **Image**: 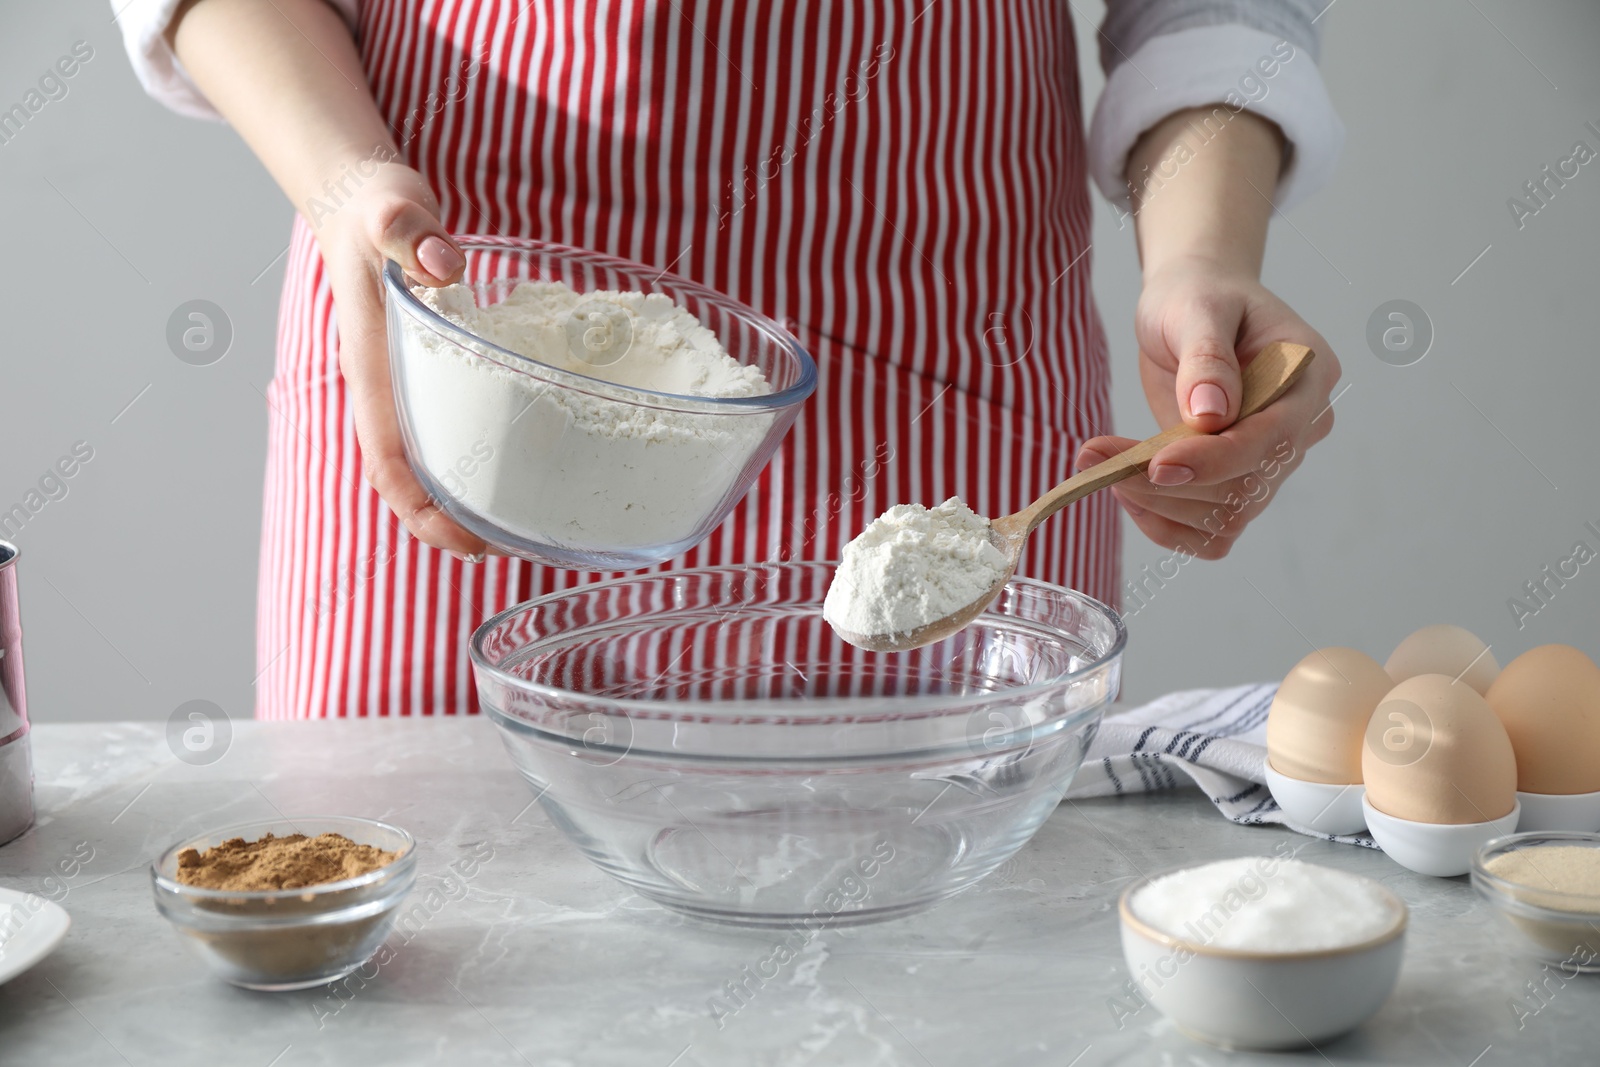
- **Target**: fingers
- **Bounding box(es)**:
[1113,496,1238,560]
[1148,347,1338,485]
[1078,427,1303,560]
[1076,435,1138,474]
[1112,479,1267,532]
[1123,440,1303,506]
[365,194,464,286]
[417,236,465,282]
[1079,435,1224,497]
[1166,292,1245,435]
[329,258,488,559]
[1078,432,1298,503]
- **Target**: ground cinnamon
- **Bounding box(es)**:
[176,832,397,891]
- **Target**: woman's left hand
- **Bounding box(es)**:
[1076,256,1341,559]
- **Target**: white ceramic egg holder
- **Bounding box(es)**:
[1361,797,1520,877]
[1263,763,1368,836]
[1514,789,1600,833]
[1267,757,1530,877]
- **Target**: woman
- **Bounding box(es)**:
[118,0,1342,718]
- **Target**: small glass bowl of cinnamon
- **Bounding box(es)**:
[151,816,416,991]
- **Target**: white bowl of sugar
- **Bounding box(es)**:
[1118,855,1406,1050]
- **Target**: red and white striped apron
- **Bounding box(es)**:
[258,0,1119,719]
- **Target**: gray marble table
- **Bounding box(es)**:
[0,719,1593,1066]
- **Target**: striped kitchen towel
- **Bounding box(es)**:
[1065,682,1379,848]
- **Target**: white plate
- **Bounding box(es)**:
[0,887,70,984]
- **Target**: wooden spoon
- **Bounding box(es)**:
[832,341,1316,652]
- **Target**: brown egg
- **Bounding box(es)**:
[1386,624,1500,695]
[1363,674,1517,824]
[1486,645,1600,795]
[1266,648,1395,784]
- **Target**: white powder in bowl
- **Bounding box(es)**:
[823,497,1009,639]
[397,280,774,556]
[1130,858,1400,952]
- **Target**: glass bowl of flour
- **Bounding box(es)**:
[384,237,816,569]
[472,562,1124,926]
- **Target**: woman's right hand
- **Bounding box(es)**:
[312,160,489,560]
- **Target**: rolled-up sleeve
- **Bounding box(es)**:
[1088,0,1344,211]
[112,0,360,121]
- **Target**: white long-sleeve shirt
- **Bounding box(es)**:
[114,0,1343,209]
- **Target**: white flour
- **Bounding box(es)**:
[398,280,773,557]
[823,497,1009,639]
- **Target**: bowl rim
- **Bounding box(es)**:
[467,561,1128,724]
[1471,830,1600,919]
[383,235,818,411]
[1118,859,1409,961]
[150,815,417,903]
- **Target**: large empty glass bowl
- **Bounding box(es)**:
[384,237,815,570]
[472,562,1123,926]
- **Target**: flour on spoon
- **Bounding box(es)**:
[823,497,1008,640]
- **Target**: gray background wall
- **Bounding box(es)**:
[1,1,1596,724]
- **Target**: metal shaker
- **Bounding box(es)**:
[0,541,34,845]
